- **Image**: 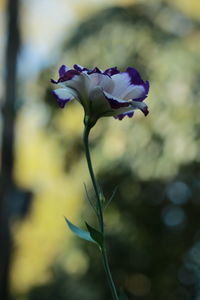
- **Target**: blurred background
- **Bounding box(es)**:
[1,0,200,299]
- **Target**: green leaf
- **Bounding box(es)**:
[65,217,94,243]
[83,182,97,213]
[104,186,118,209]
[119,290,129,300]
[85,222,104,247]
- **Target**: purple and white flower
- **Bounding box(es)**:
[51,64,149,123]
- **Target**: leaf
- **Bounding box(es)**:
[85,222,104,248]
[65,217,94,243]
[104,186,118,209]
[119,290,129,300]
[83,182,97,213]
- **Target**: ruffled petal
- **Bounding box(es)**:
[59,69,80,82]
[73,64,89,73]
[104,67,120,76]
[111,68,149,102]
[103,91,131,109]
[111,72,131,98]
[88,73,114,93]
[127,81,149,102]
[63,73,90,94]
[122,85,147,100]
[59,65,69,77]
[61,73,92,114]
[114,101,148,120]
[126,67,144,85]
[51,65,81,84]
[140,80,150,100]
[88,67,102,74]
[131,100,149,116]
[115,111,134,120]
[52,88,77,108]
[51,64,150,122]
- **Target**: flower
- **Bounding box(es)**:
[51,64,149,125]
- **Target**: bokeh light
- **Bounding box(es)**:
[1,0,200,299]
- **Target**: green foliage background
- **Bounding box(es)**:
[9,1,200,299]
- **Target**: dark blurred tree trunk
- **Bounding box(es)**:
[0,0,20,298]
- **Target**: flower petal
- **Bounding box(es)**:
[131,100,149,116]
[115,100,148,120]
[63,73,90,96]
[89,87,112,117]
[59,65,69,77]
[103,91,131,109]
[115,111,134,120]
[127,80,149,102]
[111,72,131,98]
[104,67,120,76]
[52,88,77,108]
[73,64,89,73]
[118,68,150,100]
[61,73,93,113]
[126,67,144,85]
[90,88,143,119]
[59,69,80,82]
[88,67,102,74]
[144,80,150,94]
[88,73,114,93]
[122,84,147,100]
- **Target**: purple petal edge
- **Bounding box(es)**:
[141,105,149,116]
[108,98,130,109]
[59,69,80,82]
[51,69,80,84]
[52,90,71,108]
[87,67,102,74]
[104,93,130,109]
[131,81,150,102]
[51,78,58,84]
[104,67,120,76]
[115,111,134,120]
[126,67,145,85]
[143,80,150,95]
[59,65,69,77]
[73,64,89,72]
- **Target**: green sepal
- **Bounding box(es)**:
[85,222,104,248]
[65,217,95,243]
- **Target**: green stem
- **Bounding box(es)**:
[83,124,104,233]
[101,248,119,300]
[83,120,119,300]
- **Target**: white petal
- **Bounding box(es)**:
[88,73,114,93]
[59,73,92,113]
[111,72,131,98]
[103,91,131,106]
[122,85,146,100]
[60,73,90,97]
[53,87,77,101]
[92,89,133,117]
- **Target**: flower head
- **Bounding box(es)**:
[51,64,149,125]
